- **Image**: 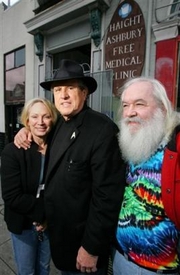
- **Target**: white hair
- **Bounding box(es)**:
[118,77,180,143]
[119,108,166,163]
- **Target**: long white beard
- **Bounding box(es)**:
[118,109,166,164]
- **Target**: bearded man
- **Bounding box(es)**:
[113,77,180,275]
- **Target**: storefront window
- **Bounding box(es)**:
[5,52,14,70]
[5,47,25,104]
[15,47,25,67]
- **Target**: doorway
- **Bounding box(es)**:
[5,104,24,143]
[53,44,91,71]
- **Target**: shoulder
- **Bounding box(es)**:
[2,142,19,154]
[85,108,119,132]
[2,141,38,157]
[85,107,117,124]
[1,142,23,167]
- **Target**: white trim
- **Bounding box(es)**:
[152,19,179,42]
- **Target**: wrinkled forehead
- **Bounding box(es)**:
[122,81,154,102]
[51,79,80,89]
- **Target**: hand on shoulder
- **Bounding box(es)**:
[14,127,32,150]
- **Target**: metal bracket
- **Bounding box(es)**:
[34,32,44,62]
[90,8,102,47]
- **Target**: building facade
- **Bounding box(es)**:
[0,0,179,151]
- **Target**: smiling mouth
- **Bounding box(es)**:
[128,122,140,126]
[36,128,47,131]
[61,102,71,105]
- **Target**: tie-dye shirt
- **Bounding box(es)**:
[116,142,179,270]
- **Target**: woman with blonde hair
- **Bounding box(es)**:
[1,98,58,275]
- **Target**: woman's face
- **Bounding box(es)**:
[27,102,53,139]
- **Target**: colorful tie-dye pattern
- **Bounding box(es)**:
[116,143,179,270]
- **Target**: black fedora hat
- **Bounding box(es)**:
[40,59,97,94]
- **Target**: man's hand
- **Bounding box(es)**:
[14,127,32,149]
[76,246,98,273]
[33,221,47,232]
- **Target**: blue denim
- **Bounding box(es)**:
[112,249,179,275]
[11,226,51,275]
[60,267,107,275]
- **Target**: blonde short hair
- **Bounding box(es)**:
[20,98,58,128]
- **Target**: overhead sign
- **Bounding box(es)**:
[105,0,146,96]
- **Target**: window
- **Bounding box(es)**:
[5,47,25,104]
[170,0,180,19]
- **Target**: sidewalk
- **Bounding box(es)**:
[0,158,59,275]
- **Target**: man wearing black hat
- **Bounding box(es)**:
[14,59,125,275]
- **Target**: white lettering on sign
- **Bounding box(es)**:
[106,28,143,45]
[105,0,146,95]
[109,14,142,32]
[114,70,137,80]
[106,56,142,68]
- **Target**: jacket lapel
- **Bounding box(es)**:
[45,120,79,180]
[45,106,88,182]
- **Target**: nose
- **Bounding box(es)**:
[60,87,69,99]
[125,105,137,118]
[37,116,44,124]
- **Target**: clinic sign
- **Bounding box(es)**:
[105,0,146,96]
